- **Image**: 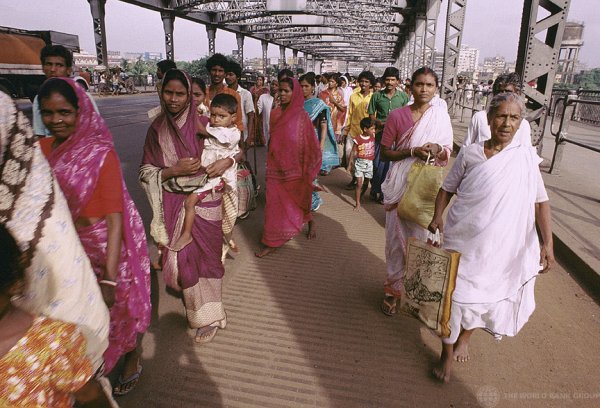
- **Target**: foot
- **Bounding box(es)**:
[307,221,316,240]
[432,343,453,383]
[381,296,398,316]
[113,362,143,396]
[255,245,277,258]
[353,205,361,212]
[170,234,193,251]
[195,326,218,344]
[228,239,240,253]
[453,339,470,363]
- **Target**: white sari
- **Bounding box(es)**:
[442,138,547,343]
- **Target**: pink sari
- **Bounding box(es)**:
[262,79,322,247]
[44,78,151,372]
[319,87,345,138]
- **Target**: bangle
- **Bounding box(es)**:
[99,279,117,287]
[437,144,444,155]
[410,147,415,157]
[230,157,236,167]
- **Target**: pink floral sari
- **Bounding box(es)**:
[262,79,322,247]
[44,78,151,372]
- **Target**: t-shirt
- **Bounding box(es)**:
[0,316,93,408]
[39,138,123,217]
[367,89,409,124]
[353,134,376,160]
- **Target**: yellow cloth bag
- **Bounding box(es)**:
[402,234,461,338]
[397,156,444,229]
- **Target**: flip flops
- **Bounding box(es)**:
[113,363,143,396]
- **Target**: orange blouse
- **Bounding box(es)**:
[39,137,123,217]
[0,316,93,408]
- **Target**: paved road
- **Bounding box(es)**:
[27,94,600,407]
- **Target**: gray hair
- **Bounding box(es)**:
[487,92,527,122]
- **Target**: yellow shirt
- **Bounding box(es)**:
[344,90,373,138]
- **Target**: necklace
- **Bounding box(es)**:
[486,140,504,153]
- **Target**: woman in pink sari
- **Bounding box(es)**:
[255,77,322,258]
[319,73,346,141]
[139,69,233,344]
[37,77,151,396]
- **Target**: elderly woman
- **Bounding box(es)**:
[428,92,554,382]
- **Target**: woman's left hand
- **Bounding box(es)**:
[539,243,555,273]
[412,146,430,161]
[101,285,116,308]
[206,158,235,178]
[422,142,443,156]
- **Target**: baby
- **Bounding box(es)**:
[172,93,241,251]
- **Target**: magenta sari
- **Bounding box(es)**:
[44,78,151,373]
[262,79,322,247]
[141,70,226,330]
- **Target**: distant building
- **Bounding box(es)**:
[557,21,584,84]
[143,52,163,61]
[457,45,479,74]
[432,50,445,79]
[482,56,506,74]
[73,50,98,68]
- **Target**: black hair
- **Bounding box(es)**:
[157,59,177,73]
[0,224,25,291]
[162,69,189,92]
[206,53,228,71]
[38,78,79,110]
[411,66,439,86]
[225,60,242,79]
[382,66,400,79]
[279,77,294,90]
[191,77,206,93]
[375,77,383,86]
[492,72,521,95]
[299,72,316,87]
[277,68,294,82]
[360,117,374,131]
[210,93,238,114]
[40,45,73,68]
[357,71,376,87]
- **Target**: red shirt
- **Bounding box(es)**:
[39,137,123,218]
[354,134,376,160]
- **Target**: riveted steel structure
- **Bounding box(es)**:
[440,0,467,106]
[515,0,571,151]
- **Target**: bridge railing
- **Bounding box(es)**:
[550,88,600,126]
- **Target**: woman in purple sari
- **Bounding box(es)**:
[139,69,233,344]
[37,77,151,396]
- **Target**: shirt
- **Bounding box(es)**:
[344,91,373,137]
[353,134,376,160]
[235,84,255,141]
[367,89,409,124]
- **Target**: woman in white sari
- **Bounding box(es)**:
[379,67,453,315]
[428,92,554,382]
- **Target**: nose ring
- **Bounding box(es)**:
[58,119,63,123]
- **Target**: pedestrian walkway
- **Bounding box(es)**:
[451,113,600,296]
[120,146,600,408]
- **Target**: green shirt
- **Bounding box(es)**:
[367,89,409,124]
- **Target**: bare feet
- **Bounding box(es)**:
[353,205,361,212]
[255,245,277,258]
[453,329,474,362]
[228,239,239,253]
[307,220,316,239]
[171,233,193,252]
[432,342,453,383]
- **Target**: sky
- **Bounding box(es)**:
[0,0,598,68]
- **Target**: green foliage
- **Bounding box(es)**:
[176,57,210,80]
[120,58,157,76]
[576,68,600,90]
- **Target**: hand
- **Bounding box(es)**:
[539,243,555,273]
[173,157,201,177]
[100,284,116,308]
[422,142,443,155]
[427,216,444,234]
[206,158,234,178]
[412,146,430,161]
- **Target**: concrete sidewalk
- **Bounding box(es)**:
[450,113,600,297]
[119,145,600,408]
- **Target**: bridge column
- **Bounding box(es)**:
[316,59,324,74]
[441,0,467,104]
[414,9,427,70]
[279,45,286,69]
[161,11,175,60]
[261,40,268,76]
[425,0,441,67]
[236,33,244,68]
[292,49,298,72]
[345,61,350,73]
[206,26,216,56]
[87,0,108,67]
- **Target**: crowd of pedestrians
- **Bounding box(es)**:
[0,43,556,407]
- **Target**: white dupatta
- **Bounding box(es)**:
[381,104,453,207]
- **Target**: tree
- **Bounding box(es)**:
[576,68,600,90]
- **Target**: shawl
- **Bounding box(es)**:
[444,139,543,303]
[43,78,151,336]
[0,91,109,371]
[304,97,340,171]
[268,79,322,184]
[381,104,453,207]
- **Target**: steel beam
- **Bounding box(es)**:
[414,10,426,70]
[236,32,244,68]
[279,45,285,69]
[87,0,108,67]
[161,11,175,60]
[515,0,571,152]
[424,0,441,67]
[206,25,216,56]
[261,39,268,75]
[441,0,467,102]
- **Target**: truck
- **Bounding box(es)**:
[0,26,80,100]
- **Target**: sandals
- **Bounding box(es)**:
[195,325,218,344]
[113,363,143,396]
[381,296,398,316]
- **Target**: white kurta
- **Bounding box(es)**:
[257,93,274,144]
[195,125,241,194]
[442,138,548,343]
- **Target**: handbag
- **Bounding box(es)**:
[401,231,460,338]
[236,161,257,217]
[397,154,444,229]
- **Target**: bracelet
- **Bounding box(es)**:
[99,279,117,287]
[410,147,415,157]
[437,144,444,155]
[230,157,236,167]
